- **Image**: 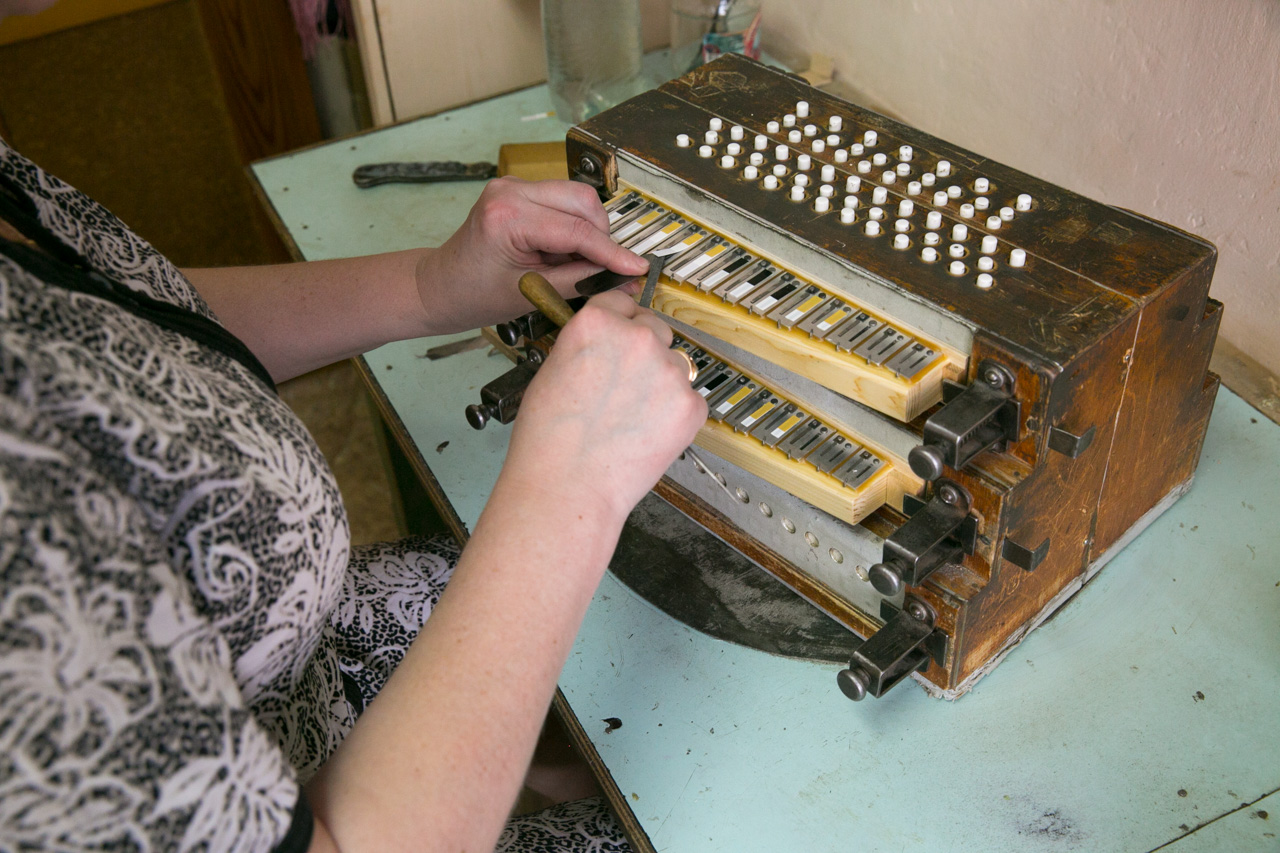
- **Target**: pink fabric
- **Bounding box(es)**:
[288,0,353,60]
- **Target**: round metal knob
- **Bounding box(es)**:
[495,322,521,347]
[908,444,946,481]
[869,560,905,597]
[836,666,870,701]
[465,403,492,430]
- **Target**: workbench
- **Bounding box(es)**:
[250,74,1280,853]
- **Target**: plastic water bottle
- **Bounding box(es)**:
[670,0,761,76]
[542,0,646,123]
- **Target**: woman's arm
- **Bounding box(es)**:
[304,290,708,852]
[183,178,648,383]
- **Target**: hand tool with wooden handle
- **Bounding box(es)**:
[518,269,697,382]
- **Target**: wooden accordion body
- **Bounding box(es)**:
[563,55,1221,700]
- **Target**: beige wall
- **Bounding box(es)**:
[761,0,1280,374]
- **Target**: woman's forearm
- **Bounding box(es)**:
[305,468,626,852]
[181,249,435,383]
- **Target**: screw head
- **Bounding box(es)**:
[524,346,544,365]
[578,155,598,175]
[938,483,962,505]
[905,599,931,622]
[982,365,1005,388]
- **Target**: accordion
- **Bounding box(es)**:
[491,55,1222,701]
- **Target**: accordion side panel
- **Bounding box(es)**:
[1093,260,1222,557]
[952,314,1141,683]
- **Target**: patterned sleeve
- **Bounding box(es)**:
[0,404,310,853]
[328,535,460,712]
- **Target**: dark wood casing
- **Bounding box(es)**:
[566,56,1221,694]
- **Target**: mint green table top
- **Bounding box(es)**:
[251,76,1280,853]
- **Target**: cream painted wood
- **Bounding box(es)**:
[351,0,672,125]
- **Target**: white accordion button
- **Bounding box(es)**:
[776,145,790,161]
[948,243,965,258]
[960,203,975,219]
[819,183,835,197]
[899,145,914,161]
[977,273,995,289]
[797,153,812,171]
[865,220,882,236]
[872,186,888,204]
[869,206,885,220]
[767,120,780,134]
[977,255,995,271]
[974,177,990,193]
[1010,248,1028,267]
[829,115,843,131]
[790,185,805,201]
[987,215,1002,230]
[843,194,859,209]
[676,133,692,148]
[949,260,966,276]
[749,151,765,166]
[704,130,719,144]
[933,190,949,206]
[815,196,830,212]
[898,199,915,217]
[783,113,796,127]
[882,171,896,185]
[921,246,939,262]
[803,123,818,137]
[921,172,936,186]
[811,139,826,153]
[926,210,943,229]
[894,218,910,233]
[772,163,787,177]
[907,180,922,196]
[846,176,862,193]
[937,160,952,177]
[1000,206,1016,221]
[719,154,735,168]
[763,174,780,190]
[743,165,759,180]
[833,149,849,163]
[726,142,742,156]
[858,160,872,174]
[981,234,998,254]
[951,223,969,241]
[893,233,910,250]
[730,124,744,141]
[698,145,714,158]
[796,100,810,118]
[709,117,723,131]
[755,134,769,150]
[1017,193,1033,211]
[840,207,856,224]
[821,164,836,183]
[864,130,878,145]
[788,129,803,144]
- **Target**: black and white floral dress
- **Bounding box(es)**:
[0,140,629,853]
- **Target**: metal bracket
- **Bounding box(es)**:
[837,596,942,701]
[495,296,587,347]
[1048,424,1096,458]
[868,481,975,597]
[908,360,1021,480]
[1002,537,1051,572]
[465,359,539,430]
[572,152,605,190]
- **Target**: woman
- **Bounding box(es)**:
[0,10,705,851]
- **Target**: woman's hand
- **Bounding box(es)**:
[499,290,708,528]
[416,177,649,334]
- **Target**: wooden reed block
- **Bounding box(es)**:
[653,282,964,423]
[693,420,901,527]
[497,141,569,181]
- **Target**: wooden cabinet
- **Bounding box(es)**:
[0,0,321,266]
